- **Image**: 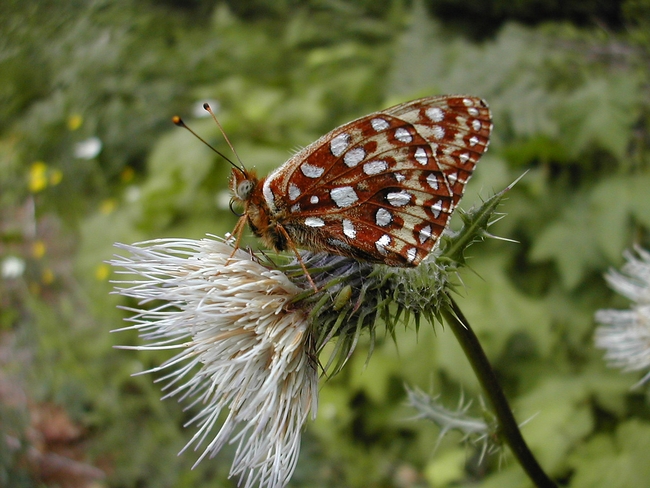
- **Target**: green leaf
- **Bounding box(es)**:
[424,448,467,486]
[530,195,606,289]
[629,172,650,228]
[514,377,594,473]
[138,124,215,230]
[569,420,650,488]
[557,75,641,159]
[439,254,555,387]
[477,466,530,488]
[590,174,643,262]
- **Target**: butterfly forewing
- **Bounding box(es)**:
[261,95,492,266]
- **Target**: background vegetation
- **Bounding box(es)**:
[1,0,650,486]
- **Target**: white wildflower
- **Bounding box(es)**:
[74,136,102,159]
[2,256,26,279]
[111,236,318,488]
[595,247,650,386]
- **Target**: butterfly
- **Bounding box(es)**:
[176,96,492,288]
[230,96,490,268]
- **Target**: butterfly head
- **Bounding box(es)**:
[228,167,277,251]
[229,167,259,206]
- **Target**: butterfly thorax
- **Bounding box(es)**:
[230,169,288,252]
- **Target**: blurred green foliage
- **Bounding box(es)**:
[1,0,650,487]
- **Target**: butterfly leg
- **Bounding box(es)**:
[275,224,318,292]
[227,217,318,291]
[227,215,248,261]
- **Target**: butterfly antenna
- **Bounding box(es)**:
[203,102,246,173]
[172,114,246,175]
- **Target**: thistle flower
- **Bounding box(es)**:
[111,237,318,488]
[595,247,650,386]
[110,184,509,487]
[110,235,449,487]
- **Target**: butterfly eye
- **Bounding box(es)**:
[236,180,254,200]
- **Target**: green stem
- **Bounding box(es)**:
[442,293,557,488]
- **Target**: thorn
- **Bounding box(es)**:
[505,170,530,191]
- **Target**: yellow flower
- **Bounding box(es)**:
[95,264,110,281]
[100,199,116,215]
[42,268,55,285]
[29,161,48,193]
[32,241,46,259]
[120,166,135,183]
[49,169,63,186]
[68,114,83,131]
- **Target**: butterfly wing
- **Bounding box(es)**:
[262,95,492,266]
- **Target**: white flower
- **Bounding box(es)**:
[74,136,102,159]
[595,247,650,386]
[111,236,318,488]
[2,256,26,279]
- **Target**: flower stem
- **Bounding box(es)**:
[441,293,557,488]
